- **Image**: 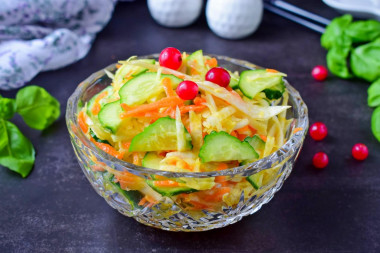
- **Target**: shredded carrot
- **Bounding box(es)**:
[91,102,101,115]
[162,77,176,97]
[203,187,231,202]
[230,131,238,138]
[78,111,88,133]
[96,91,109,102]
[116,64,121,69]
[120,97,183,119]
[121,141,131,150]
[293,127,303,134]
[189,200,211,210]
[205,58,218,68]
[248,125,257,136]
[236,125,251,135]
[193,97,206,105]
[259,135,267,142]
[132,152,140,165]
[217,163,228,171]
[92,139,124,159]
[179,104,207,114]
[237,133,247,141]
[138,197,148,206]
[153,180,179,187]
[266,68,279,73]
[154,175,168,180]
[91,165,105,172]
[177,160,193,171]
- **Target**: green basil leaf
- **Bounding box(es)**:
[372,107,380,142]
[0,95,16,120]
[350,38,380,82]
[327,45,352,79]
[15,85,60,130]
[0,119,35,177]
[321,14,353,50]
[368,79,380,107]
[346,20,380,43]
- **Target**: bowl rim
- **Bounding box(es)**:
[66,53,309,177]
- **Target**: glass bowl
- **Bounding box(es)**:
[66,54,308,232]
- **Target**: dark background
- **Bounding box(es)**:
[1,0,379,252]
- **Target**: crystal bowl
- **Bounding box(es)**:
[66,54,308,232]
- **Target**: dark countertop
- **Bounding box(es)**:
[1,1,380,252]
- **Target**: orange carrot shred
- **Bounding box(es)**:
[91,102,101,115]
[78,111,88,133]
[259,135,267,142]
[162,77,175,97]
[205,58,218,68]
[293,127,303,134]
[266,68,279,73]
[153,180,180,187]
[217,163,228,171]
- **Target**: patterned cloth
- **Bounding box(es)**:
[0,0,116,90]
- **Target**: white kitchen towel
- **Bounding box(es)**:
[0,0,116,90]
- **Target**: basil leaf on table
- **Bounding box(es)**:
[346,20,380,43]
[351,38,380,82]
[0,119,35,178]
[368,79,380,107]
[327,45,352,79]
[0,95,16,120]
[372,107,380,142]
[15,85,60,130]
[321,14,353,50]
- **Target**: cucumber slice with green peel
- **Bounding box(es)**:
[142,152,164,170]
[186,50,207,76]
[129,117,192,152]
[245,135,266,153]
[103,173,144,209]
[98,100,123,133]
[114,59,156,87]
[263,80,285,100]
[199,131,258,163]
[119,72,183,106]
[90,128,110,145]
[146,180,197,196]
[238,69,286,99]
[247,171,265,190]
[86,86,114,117]
[229,71,240,89]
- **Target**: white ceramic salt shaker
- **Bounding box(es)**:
[206,0,263,39]
[147,0,203,28]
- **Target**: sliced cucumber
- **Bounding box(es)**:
[90,128,110,145]
[199,131,258,163]
[129,117,192,152]
[142,152,164,170]
[245,135,266,153]
[98,100,123,133]
[186,50,207,77]
[238,69,285,99]
[104,173,144,209]
[86,86,114,117]
[263,81,285,100]
[146,180,197,196]
[229,71,240,89]
[247,171,265,190]
[119,72,182,106]
[114,59,155,87]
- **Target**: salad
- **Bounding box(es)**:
[78,48,295,211]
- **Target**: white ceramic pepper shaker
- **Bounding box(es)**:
[206,0,263,39]
[147,0,203,28]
